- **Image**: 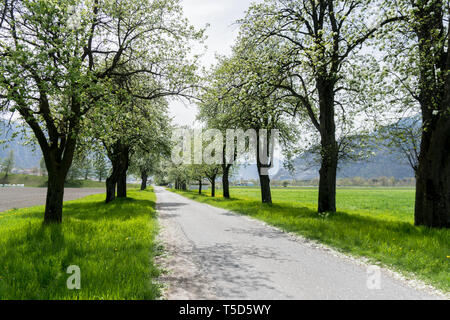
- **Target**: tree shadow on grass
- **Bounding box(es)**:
[0,196,160,300]
[6,197,157,223]
[61,197,157,222]
[0,223,69,299]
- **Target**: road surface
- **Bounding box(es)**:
[0,187,104,212]
[155,187,444,300]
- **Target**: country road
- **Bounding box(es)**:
[155,187,444,300]
[0,187,104,212]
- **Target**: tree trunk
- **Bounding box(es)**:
[43,169,66,224]
[222,164,231,199]
[198,179,202,195]
[317,77,338,213]
[415,115,450,228]
[117,171,127,198]
[105,141,129,202]
[141,171,148,191]
[105,175,117,203]
[42,136,76,224]
[105,161,120,203]
[257,163,272,204]
[211,177,216,197]
[116,148,129,198]
[412,7,450,228]
[318,137,338,213]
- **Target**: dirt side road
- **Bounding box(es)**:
[0,187,104,212]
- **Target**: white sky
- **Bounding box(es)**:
[169,0,258,127]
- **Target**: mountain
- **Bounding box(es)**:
[0,120,42,169]
[273,148,414,181]
[273,120,419,181]
[233,148,414,181]
[235,118,419,181]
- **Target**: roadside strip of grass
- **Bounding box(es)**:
[0,188,161,300]
[171,188,450,293]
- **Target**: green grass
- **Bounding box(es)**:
[229,187,417,222]
[0,189,161,300]
[172,187,450,293]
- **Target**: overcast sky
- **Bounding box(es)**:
[169,0,258,126]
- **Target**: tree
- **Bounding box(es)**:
[189,164,205,195]
[65,145,94,182]
[240,0,402,212]
[79,155,93,180]
[1,149,14,178]
[0,0,203,224]
[93,151,109,182]
[130,144,170,191]
[407,1,449,228]
[379,117,421,175]
[0,0,90,222]
[380,0,449,228]
[66,162,83,181]
[87,14,201,202]
[199,37,300,204]
[202,164,222,197]
[93,96,171,202]
[198,105,237,199]
[131,154,154,191]
[167,164,191,191]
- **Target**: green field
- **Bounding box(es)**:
[173,187,450,292]
[230,187,417,222]
[0,189,161,300]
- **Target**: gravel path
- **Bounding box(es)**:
[155,187,445,300]
[0,187,104,212]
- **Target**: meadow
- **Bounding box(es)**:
[0,189,161,300]
[173,187,450,292]
[231,187,417,222]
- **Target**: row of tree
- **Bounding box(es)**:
[167,162,225,198]
[0,0,202,224]
[166,0,449,229]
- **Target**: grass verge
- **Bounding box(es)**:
[0,188,161,300]
[171,188,450,293]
